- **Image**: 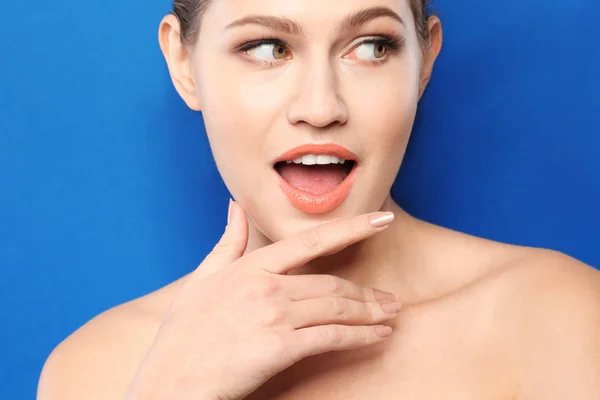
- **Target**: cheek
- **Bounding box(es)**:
[196,59,290,148]
[194,60,288,205]
[348,62,420,155]
[196,50,291,118]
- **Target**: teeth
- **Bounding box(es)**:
[316,155,331,165]
[284,154,351,165]
[302,154,317,165]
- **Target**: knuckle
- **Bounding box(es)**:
[366,303,378,321]
[259,276,281,298]
[324,275,342,295]
[327,298,348,316]
[260,301,285,327]
[356,327,368,343]
[244,276,281,301]
[326,326,344,345]
[299,230,323,253]
[260,298,286,328]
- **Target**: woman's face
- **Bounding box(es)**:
[171,0,439,242]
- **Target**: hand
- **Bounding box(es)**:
[126,201,400,400]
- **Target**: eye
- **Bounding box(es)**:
[345,35,405,63]
[354,41,388,61]
[246,42,290,62]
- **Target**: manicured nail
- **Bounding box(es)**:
[381,301,403,315]
[375,325,393,337]
[227,199,233,224]
[369,212,394,228]
[374,289,396,302]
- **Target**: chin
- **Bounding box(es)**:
[244,189,386,247]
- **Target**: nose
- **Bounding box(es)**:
[287,61,349,129]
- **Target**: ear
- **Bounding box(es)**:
[418,15,443,100]
[158,14,202,111]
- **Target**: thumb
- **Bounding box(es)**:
[201,200,249,272]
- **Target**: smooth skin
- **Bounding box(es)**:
[38,0,600,399]
[126,205,403,400]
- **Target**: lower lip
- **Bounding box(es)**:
[277,164,358,215]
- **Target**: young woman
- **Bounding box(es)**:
[38,0,600,398]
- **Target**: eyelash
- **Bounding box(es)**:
[235,34,405,66]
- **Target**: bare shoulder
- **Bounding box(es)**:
[494,247,600,309]
[37,276,188,400]
[494,248,600,399]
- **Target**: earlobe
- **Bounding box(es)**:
[158,15,202,111]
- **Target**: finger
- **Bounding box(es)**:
[196,200,249,276]
[246,211,395,275]
[280,274,396,303]
[287,324,393,361]
[287,297,402,329]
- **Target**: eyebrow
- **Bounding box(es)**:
[225,6,405,35]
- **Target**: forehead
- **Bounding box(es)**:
[206,0,413,28]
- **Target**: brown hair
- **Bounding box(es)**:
[173,0,434,48]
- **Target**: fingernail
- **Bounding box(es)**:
[375,325,393,337]
[227,199,233,225]
[374,289,396,302]
[369,212,394,228]
[381,301,403,315]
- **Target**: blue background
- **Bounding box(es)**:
[1,0,599,398]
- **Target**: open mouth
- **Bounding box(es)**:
[271,144,360,214]
[274,159,356,195]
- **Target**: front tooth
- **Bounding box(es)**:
[339,158,346,164]
[301,155,317,165]
[330,156,340,164]
[316,155,331,165]
[293,157,302,164]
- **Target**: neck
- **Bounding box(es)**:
[242,195,426,292]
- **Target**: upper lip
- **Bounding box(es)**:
[274,143,359,165]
